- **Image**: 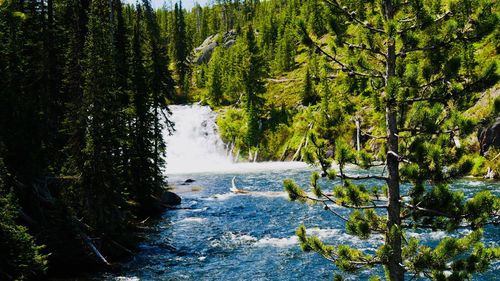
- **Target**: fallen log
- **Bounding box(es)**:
[80,232,110,266]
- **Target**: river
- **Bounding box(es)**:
[97,105,499,281]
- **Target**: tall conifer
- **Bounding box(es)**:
[285,0,499,280]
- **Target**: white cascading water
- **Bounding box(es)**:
[164,104,233,174]
[164,104,307,174]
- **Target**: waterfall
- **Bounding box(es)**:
[164,104,308,174]
[164,104,233,174]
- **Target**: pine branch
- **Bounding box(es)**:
[387,150,412,164]
[344,41,388,58]
[400,26,478,55]
[398,11,453,34]
[320,249,382,269]
[400,96,448,104]
[398,127,460,135]
[402,220,499,230]
[400,41,453,54]
[398,17,415,23]
[324,0,386,34]
[340,173,389,181]
[321,201,350,222]
[313,44,384,79]
[320,191,388,210]
[361,132,386,140]
[402,202,459,218]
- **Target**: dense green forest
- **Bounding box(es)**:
[0,0,499,279]
[0,0,175,278]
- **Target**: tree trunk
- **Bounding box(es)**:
[385,105,403,281]
[384,0,404,280]
[355,117,361,151]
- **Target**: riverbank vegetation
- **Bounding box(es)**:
[0,0,499,279]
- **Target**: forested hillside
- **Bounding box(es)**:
[0,0,499,279]
[167,0,499,173]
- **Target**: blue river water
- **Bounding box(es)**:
[99,166,499,281]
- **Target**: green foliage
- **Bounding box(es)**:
[346,210,371,239]
[0,194,48,280]
[207,48,224,106]
[273,24,297,73]
[464,191,499,229]
[310,171,322,197]
[284,179,308,203]
[1,0,499,278]
[333,180,370,207]
[0,157,47,280]
[218,108,248,155]
[173,1,189,94]
[335,140,355,171]
[242,25,266,147]
[304,132,334,176]
[280,0,500,279]
[302,67,319,105]
[405,230,500,280]
[0,0,176,275]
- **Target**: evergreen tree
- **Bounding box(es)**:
[128,4,159,212]
[0,0,176,275]
[207,48,225,106]
[273,23,296,73]
[142,0,175,189]
[306,0,327,37]
[302,66,319,105]
[60,0,91,183]
[80,0,127,230]
[242,25,265,147]
[285,0,499,280]
[173,1,189,97]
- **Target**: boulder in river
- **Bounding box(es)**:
[161,191,181,206]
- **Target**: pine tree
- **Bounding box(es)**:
[308,0,328,37]
[142,0,175,189]
[302,66,319,105]
[173,1,189,97]
[127,4,159,212]
[273,23,296,73]
[242,24,266,147]
[80,0,127,230]
[207,48,225,106]
[285,0,499,280]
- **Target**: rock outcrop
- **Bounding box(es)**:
[190,30,237,64]
[478,117,500,155]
